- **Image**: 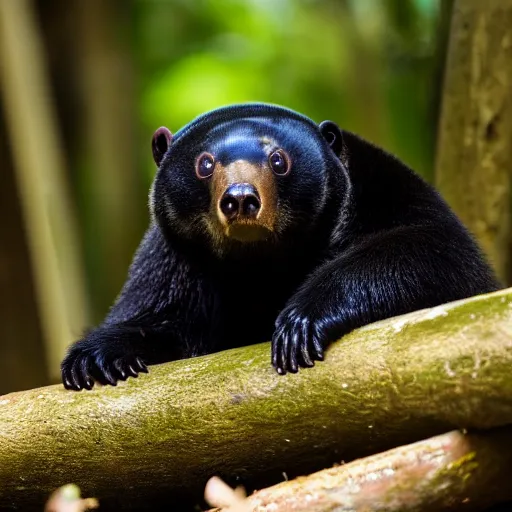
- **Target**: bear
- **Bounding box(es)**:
[61,102,501,390]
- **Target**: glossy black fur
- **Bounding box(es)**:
[61,103,501,390]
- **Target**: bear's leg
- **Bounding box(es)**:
[272,225,499,374]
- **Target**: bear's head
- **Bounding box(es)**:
[150,103,348,255]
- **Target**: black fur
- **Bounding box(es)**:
[61,103,501,390]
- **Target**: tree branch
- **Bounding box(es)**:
[206,427,512,512]
[1,288,512,510]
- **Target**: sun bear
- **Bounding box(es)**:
[61,103,500,390]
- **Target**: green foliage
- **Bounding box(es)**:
[133,0,444,184]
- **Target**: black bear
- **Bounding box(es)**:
[61,103,500,390]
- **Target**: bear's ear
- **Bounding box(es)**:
[152,127,173,166]
[319,121,343,156]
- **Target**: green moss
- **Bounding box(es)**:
[446,451,478,479]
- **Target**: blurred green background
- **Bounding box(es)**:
[0,0,453,389]
[99,0,450,322]
[138,0,444,183]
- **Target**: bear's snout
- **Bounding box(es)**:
[219,183,261,222]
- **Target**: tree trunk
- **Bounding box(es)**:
[74,0,147,321]
[435,0,512,283]
[0,288,511,511]
[0,0,89,382]
[32,0,146,324]
[0,106,48,394]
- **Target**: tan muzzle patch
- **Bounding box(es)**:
[211,160,277,241]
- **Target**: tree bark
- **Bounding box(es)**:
[435,0,512,283]
[0,288,512,511]
[206,427,512,512]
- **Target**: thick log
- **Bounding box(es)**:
[206,427,512,512]
[1,288,512,510]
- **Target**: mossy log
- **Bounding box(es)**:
[207,427,512,512]
[1,288,512,511]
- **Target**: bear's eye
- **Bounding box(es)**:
[196,152,215,179]
[269,149,290,176]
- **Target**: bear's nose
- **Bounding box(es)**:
[220,183,261,221]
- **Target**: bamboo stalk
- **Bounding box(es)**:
[0,0,89,381]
